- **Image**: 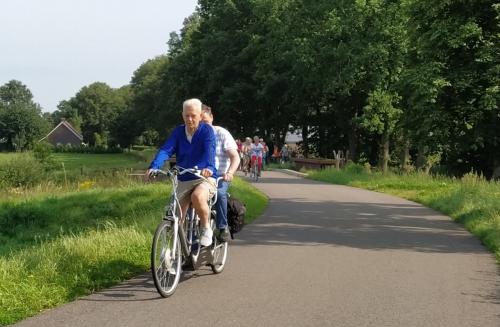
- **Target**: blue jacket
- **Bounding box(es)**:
[149,123,217,181]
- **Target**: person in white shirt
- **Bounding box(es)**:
[201,105,240,242]
[250,136,264,176]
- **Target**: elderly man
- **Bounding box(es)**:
[146,98,217,246]
[201,105,240,242]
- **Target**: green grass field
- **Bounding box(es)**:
[0,152,268,325]
[0,152,22,164]
[308,166,500,262]
[0,152,149,172]
[52,153,149,172]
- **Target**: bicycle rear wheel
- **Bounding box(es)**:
[151,220,181,297]
[210,218,228,274]
[253,163,259,181]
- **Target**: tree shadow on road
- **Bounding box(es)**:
[80,267,221,302]
[232,194,500,307]
[235,197,488,254]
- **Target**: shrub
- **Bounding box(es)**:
[33,142,58,171]
[344,163,367,175]
[53,144,122,154]
[0,154,45,189]
[33,142,53,161]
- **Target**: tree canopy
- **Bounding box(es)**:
[3,0,498,177]
[0,80,49,151]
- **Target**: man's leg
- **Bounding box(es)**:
[191,184,210,228]
[191,183,213,246]
[251,155,257,176]
[215,180,230,241]
[176,180,196,222]
[215,181,229,229]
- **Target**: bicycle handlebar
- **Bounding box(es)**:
[149,166,221,184]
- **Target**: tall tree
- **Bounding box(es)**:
[68,82,128,146]
[359,89,402,172]
[0,80,49,151]
[129,55,171,140]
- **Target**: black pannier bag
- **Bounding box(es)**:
[227,196,246,239]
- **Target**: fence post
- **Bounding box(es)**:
[333,150,341,170]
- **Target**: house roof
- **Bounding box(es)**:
[40,119,83,142]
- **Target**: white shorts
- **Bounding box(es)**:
[176,178,217,203]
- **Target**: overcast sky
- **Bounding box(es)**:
[0,0,198,112]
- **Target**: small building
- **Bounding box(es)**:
[40,119,83,146]
[285,131,303,147]
[284,130,303,154]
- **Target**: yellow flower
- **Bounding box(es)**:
[78,180,94,190]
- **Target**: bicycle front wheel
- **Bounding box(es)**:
[151,220,181,297]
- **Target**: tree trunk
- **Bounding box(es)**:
[401,138,410,171]
[492,164,500,180]
[380,131,390,173]
[348,124,358,162]
[301,125,309,158]
[416,143,427,172]
[316,108,326,157]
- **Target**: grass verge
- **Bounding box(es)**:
[229,177,268,224]
[0,177,267,325]
[308,166,500,262]
[52,153,148,172]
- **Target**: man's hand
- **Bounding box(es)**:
[225,149,240,182]
[201,168,213,178]
[224,171,234,182]
[144,169,154,181]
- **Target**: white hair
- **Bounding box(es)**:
[182,98,202,112]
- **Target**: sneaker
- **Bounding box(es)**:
[161,248,176,275]
[219,228,230,242]
[200,227,213,247]
[181,259,195,271]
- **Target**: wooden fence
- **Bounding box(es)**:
[292,158,340,170]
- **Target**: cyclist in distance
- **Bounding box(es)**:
[241,137,252,175]
[201,105,240,242]
[146,98,217,247]
[250,135,264,177]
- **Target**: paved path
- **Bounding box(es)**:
[14,171,500,326]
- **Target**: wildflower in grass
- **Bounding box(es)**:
[10,187,24,194]
[78,180,94,190]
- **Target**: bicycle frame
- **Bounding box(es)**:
[250,157,260,181]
